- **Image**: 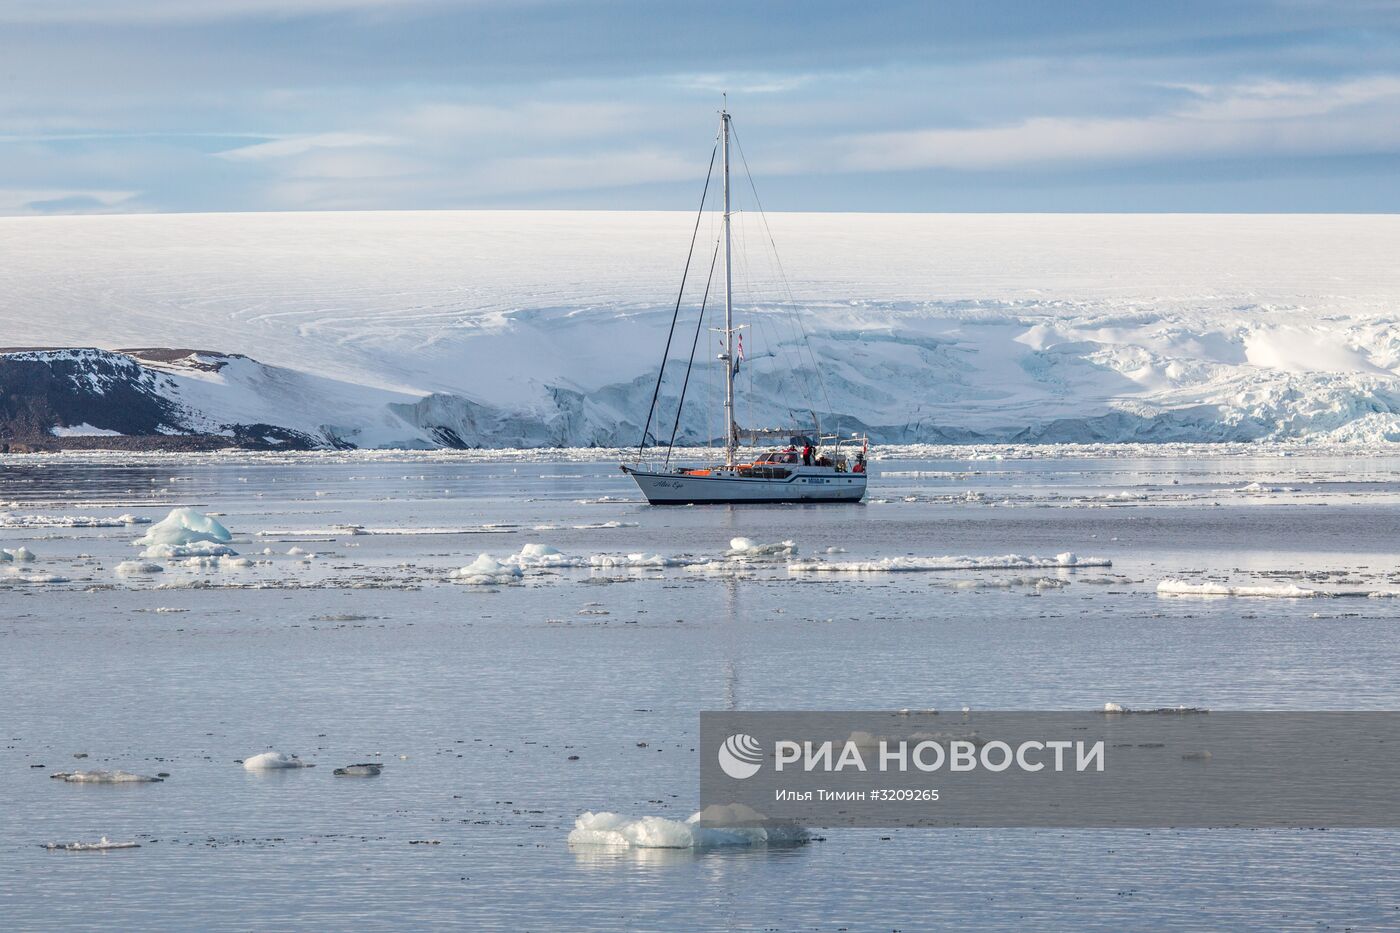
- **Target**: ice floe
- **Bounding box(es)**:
[508,543,575,569]
[568,805,808,848]
[1099,703,1209,714]
[1156,578,1319,598]
[789,552,1109,573]
[725,537,798,559]
[242,751,313,770]
[2,546,36,562]
[451,554,524,585]
[141,542,239,559]
[6,572,69,584]
[454,543,697,580]
[532,521,638,531]
[587,552,692,568]
[115,560,164,574]
[445,540,1109,585]
[258,524,516,536]
[949,575,1068,589]
[50,770,163,783]
[0,512,147,528]
[1231,482,1300,494]
[333,763,383,776]
[43,837,141,851]
[177,555,254,569]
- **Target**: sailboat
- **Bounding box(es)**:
[621,106,869,505]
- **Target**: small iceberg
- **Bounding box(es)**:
[507,543,576,569]
[135,508,233,549]
[2,546,36,562]
[450,554,524,585]
[568,804,808,849]
[242,751,313,770]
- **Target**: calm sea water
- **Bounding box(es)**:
[4,452,1400,931]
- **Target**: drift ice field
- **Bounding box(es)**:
[6,211,1400,447]
[7,449,1400,929]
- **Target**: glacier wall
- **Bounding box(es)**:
[4,211,1400,448]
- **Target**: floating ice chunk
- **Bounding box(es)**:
[1156,578,1319,598]
[568,804,808,849]
[535,520,639,531]
[178,555,253,569]
[507,543,574,569]
[2,546,36,562]
[10,572,69,584]
[115,560,164,575]
[50,770,163,783]
[1232,482,1299,494]
[333,763,383,776]
[43,836,140,851]
[1104,702,1124,713]
[451,554,524,585]
[790,553,1110,573]
[287,546,306,555]
[587,552,691,568]
[135,508,232,548]
[950,575,1068,589]
[242,751,313,770]
[726,538,797,558]
[141,542,238,559]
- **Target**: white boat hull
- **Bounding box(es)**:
[623,464,867,505]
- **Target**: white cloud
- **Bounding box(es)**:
[214,132,400,162]
[672,72,817,95]
[471,148,703,195]
[393,101,639,142]
[0,188,139,214]
[838,76,1400,171]
[0,0,465,23]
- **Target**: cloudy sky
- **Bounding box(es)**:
[4,0,1400,214]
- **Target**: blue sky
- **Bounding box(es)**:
[4,0,1400,213]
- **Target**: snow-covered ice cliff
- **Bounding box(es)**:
[4,211,1400,448]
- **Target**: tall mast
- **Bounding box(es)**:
[721,105,736,465]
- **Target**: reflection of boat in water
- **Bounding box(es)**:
[622,105,869,506]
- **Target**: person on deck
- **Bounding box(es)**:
[853,451,866,473]
[802,444,813,466]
